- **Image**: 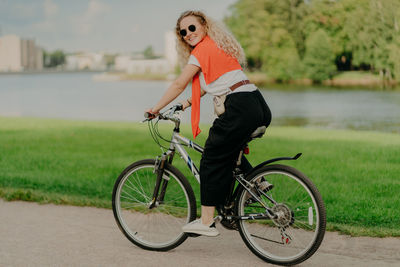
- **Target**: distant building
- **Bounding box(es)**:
[0,35,43,72]
[129,59,169,74]
[164,31,178,70]
[115,55,169,74]
[114,31,178,75]
[65,52,106,71]
[21,39,43,70]
[114,54,132,71]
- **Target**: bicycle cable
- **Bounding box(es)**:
[148,119,166,150]
[147,114,189,150]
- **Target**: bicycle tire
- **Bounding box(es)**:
[112,159,197,251]
[235,164,326,266]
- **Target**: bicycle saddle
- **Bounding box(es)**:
[250,126,266,139]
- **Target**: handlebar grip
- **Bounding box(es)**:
[144,112,156,119]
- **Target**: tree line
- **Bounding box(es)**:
[42,46,159,69]
[224,0,400,83]
[43,50,66,68]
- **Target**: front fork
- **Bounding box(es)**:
[148,150,175,209]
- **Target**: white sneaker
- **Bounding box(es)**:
[182,219,220,237]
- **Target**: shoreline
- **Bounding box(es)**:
[0,69,104,75]
[97,71,400,89]
[1,69,399,89]
[246,71,399,90]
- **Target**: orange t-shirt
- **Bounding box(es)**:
[190,36,242,138]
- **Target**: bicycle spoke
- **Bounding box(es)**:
[124,180,150,202]
[121,189,146,204]
[129,173,149,198]
[237,166,325,265]
[113,162,194,251]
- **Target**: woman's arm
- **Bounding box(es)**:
[150,64,200,114]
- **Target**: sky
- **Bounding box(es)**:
[0,0,238,54]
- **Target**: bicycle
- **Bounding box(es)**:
[112,104,326,266]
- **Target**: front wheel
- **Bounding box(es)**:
[112,159,197,251]
[235,164,326,266]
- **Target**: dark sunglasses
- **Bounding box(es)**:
[179,24,196,37]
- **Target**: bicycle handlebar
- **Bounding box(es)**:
[143,104,183,123]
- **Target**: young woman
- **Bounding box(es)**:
[146,10,271,236]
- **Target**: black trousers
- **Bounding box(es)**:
[200,90,271,206]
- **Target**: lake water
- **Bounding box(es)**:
[0,72,399,133]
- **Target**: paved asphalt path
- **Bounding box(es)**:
[1,199,399,267]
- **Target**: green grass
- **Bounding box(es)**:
[1,116,399,237]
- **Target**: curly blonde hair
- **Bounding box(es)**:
[175,10,246,68]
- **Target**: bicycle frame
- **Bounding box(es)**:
[169,130,203,183]
[153,127,275,217]
[147,106,301,219]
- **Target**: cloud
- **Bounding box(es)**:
[1,0,235,52]
[132,24,140,34]
[31,0,60,32]
[32,20,53,32]
[73,0,110,35]
[44,0,59,17]
[87,0,108,18]
[0,1,42,25]
[13,3,38,18]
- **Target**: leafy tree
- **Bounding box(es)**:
[263,0,309,57]
[225,0,308,70]
[225,0,400,82]
[315,0,400,79]
[225,0,273,70]
[388,37,400,80]
[303,29,336,82]
[143,45,156,59]
[43,50,66,68]
[262,28,303,81]
[103,54,116,68]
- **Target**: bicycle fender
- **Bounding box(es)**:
[247,153,302,179]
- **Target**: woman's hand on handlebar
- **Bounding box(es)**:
[144,108,159,119]
[144,104,183,121]
[180,99,191,111]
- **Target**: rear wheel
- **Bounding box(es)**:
[112,159,196,251]
[235,164,326,266]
